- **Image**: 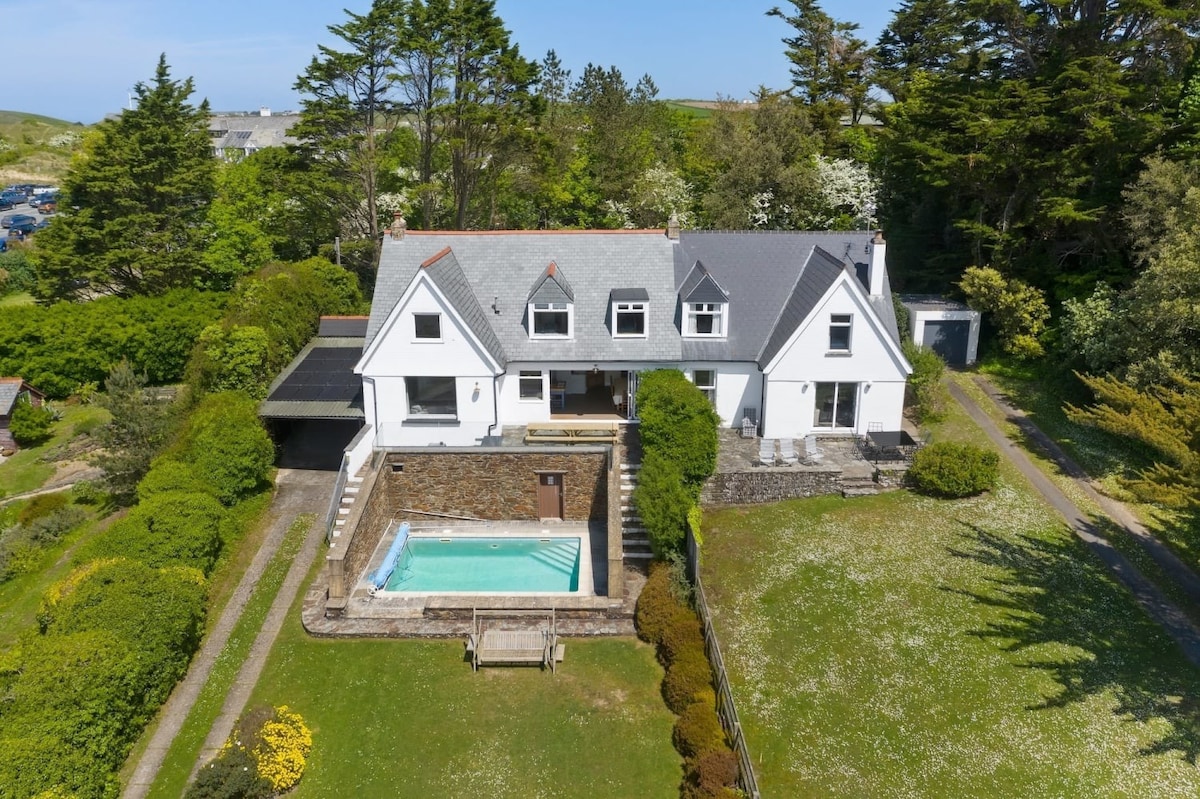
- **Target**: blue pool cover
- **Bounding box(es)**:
[367,521,410,589]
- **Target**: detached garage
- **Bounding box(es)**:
[900,295,981,366]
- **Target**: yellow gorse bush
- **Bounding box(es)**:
[251,705,313,792]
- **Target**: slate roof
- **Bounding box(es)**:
[527,262,574,304]
[367,229,898,370]
[0,378,39,417]
[208,113,300,153]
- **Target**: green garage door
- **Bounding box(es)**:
[921,320,970,365]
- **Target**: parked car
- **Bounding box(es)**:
[8,220,37,237]
[38,201,57,214]
[0,191,26,205]
[1,213,36,228]
[0,200,12,212]
[0,238,6,252]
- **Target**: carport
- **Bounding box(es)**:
[259,317,367,470]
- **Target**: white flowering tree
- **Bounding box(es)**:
[808,155,878,230]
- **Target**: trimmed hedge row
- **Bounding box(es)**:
[637,562,741,799]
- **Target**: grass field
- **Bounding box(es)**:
[245,614,681,798]
[701,398,1200,797]
[0,402,109,498]
[0,292,34,307]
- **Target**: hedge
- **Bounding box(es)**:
[171,392,275,505]
[82,491,225,574]
[634,451,694,558]
[636,369,720,494]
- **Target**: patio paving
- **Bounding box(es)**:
[715,428,877,480]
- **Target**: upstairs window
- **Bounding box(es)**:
[685,302,725,337]
[828,314,852,352]
[530,302,571,338]
[614,302,647,337]
[414,313,442,340]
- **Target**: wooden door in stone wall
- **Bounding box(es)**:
[537,473,564,520]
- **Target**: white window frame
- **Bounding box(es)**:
[828,313,852,353]
[518,370,545,401]
[613,301,648,338]
[692,369,717,405]
[685,302,726,338]
[413,313,442,342]
[528,302,573,339]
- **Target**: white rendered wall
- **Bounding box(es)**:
[680,362,762,428]
[764,277,910,438]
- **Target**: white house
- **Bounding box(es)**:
[349,226,911,464]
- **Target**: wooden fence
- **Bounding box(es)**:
[688,532,761,799]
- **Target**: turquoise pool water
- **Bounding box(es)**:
[383,537,581,592]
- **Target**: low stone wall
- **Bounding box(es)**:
[701,468,844,505]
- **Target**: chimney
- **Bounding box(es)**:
[666,212,680,241]
[868,230,886,296]
[391,212,406,240]
[259,106,271,117]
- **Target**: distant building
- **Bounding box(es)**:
[208,108,300,160]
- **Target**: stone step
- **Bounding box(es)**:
[623,551,654,560]
[337,507,350,516]
[620,463,641,472]
[344,485,360,494]
[341,496,355,504]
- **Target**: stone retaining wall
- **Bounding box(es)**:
[701,468,844,505]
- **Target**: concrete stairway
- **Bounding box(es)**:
[330,472,363,539]
[620,461,652,560]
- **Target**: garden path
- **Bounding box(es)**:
[122,468,336,799]
[949,378,1200,667]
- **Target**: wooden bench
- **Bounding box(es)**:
[467,609,562,672]
[524,420,620,445]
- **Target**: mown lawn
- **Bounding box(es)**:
[701,418,1200,796]
[245,609,680,798]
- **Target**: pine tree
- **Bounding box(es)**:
[33,55,216,301]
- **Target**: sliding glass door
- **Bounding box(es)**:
[813,382,858,430]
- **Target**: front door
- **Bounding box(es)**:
[537,473,564,519]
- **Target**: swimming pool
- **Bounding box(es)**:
[383,536,582,593]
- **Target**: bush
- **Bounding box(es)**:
[173,393,274,505]
[636,369,720,493]
[17,493,68,526]
[84,491,225,573]
[635,561,676,645]
[659,605,706,667]
[137,458,218,502]
[634,451,693,558]
[0,505,88,582]
[908,441,999,498]
[663,651,716,714]
[186,746,271,799]
[673,699,727,759]
[685,747,740,798]
[10,397,54,445]
[251,706,313,793]
[902,340,948,423]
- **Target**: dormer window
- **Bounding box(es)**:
[530,301,572,338]
[611,288,649,338]
[685,302,726,337]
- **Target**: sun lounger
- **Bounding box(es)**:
[778,438,798,466]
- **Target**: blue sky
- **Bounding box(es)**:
[3,0,896,124]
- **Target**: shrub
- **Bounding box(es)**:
[137,458,217,502]
[84,491,225,573]
[17,493,68,526]
[902,340,949,423]
[186,746,271,799]
[685,747,740,798]
[173,393,274,505]
[636,369,720,493]
[908,441,1000,498]
[634,450,693,558]
[663,651,716,714]
[673,699,727,759]
[10,397,54,445]
[251,706,313,792]
[635,561,676,645]
[69,480,103,505]
[659,605,706,667]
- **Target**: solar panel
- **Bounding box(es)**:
[267,347,362,403]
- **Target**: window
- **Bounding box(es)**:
[693,369,716,405]
[519,370,544,400]
[686,303,725,337]
[405,376,457,417]
[614,302,647,337]
[530,302,571,337]
[414,313,441,340]
[813,382,858,429]
[829,314,852,352]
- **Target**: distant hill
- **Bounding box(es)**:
[0,110,90,184]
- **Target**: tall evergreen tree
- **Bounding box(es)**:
[33,55,215,301]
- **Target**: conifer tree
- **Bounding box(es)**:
[33,55,216,301]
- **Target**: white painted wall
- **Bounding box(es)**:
[763,275,910,438]
[911,308,981,365]
[499,367,549,425]
[680,362,762,428]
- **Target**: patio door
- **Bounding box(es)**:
[537,473,564,519]
[626,371,640,420]
[813,382,858,430]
